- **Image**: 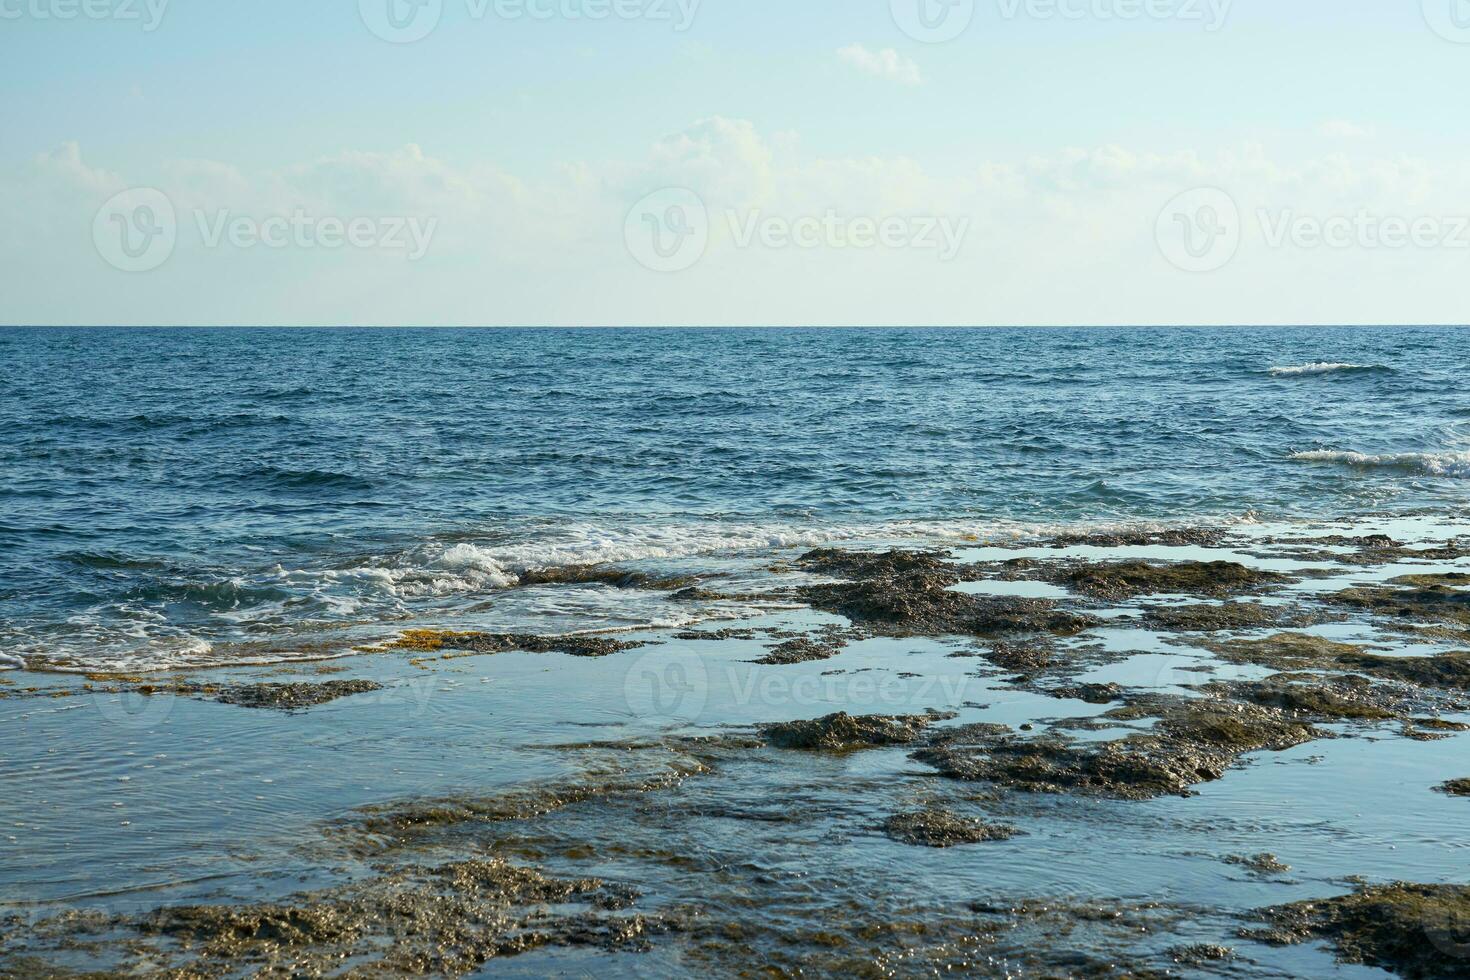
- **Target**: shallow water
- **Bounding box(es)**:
[3,328,1470,976]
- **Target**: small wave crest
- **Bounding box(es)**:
[1267,363,1388,377]
[1291,450,1470,479]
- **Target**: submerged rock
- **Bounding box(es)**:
[1332,577,1470,628]
[1225,853,1292,876]
[1218,675,1400,721]
[1053,560,1292,601]
[390,630,646,658]
[1041,528,1228,549]
[798,577,1094,638]
[913,697,1323,800]
[1141,601,1314,633]
[750,626,857,665]
[778,548,1096,640]
[1253,882,1470,979]
[881,809,1020,847]
[759,711,949,751]
[213,680,384,711]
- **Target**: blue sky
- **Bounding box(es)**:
[3,1,1469,325]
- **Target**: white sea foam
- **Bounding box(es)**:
[0,653,25,670]
[16,513,1266,674]
[1291,450,1470,479]
[1268,362,1382,376]
[352,515,1265,599]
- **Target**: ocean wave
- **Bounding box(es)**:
[1267,363,1389,377]
[347,514,1264,599]
[1291,450,1470,479]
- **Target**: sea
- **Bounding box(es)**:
[2,326,1469,978]
[2,325,1466,674]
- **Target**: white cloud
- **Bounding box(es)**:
[1320,120,1373,139]
[837,44,922,86]
[6,125,1470,326]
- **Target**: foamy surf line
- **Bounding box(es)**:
[1291,450,1470,479]
[1268,362,1389,377]
[366,514,1268,597]
[11,514,1270,674]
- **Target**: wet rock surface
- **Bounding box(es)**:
[1051,560,1294,601]
[1225,853,1292,876]
[759,711,951,751]
[1141,600,1318,633]
[881,809,1020,847]
[390,629,647,658]
[1253,883,1470,979]
[1435,779,1470,797]
[211,679,384,711]
[750,625,858,665]
[913,696,1324,800]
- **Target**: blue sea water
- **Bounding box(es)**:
[2,325,1468,673]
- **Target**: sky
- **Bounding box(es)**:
[2,0,1469,326]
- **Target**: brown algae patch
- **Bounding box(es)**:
[354,763,709,841]
[1253,883,1470,979]
[758,711,952,752]
[1141,600,1319,633]
[1201,633,1470,695]
[386,629,647,659]
[782,547,1096,639]
[17,856,669,978]
[1225,853,1292,876]
[1052,560,1293,600]
[1331,576,1470,629]
[749,625,860,665]
[212,679,383,711]
[881,809,1020,847]
[913,696,1324,800]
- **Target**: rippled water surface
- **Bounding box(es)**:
[2,326,1468,672]
[3,328,1470,978]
